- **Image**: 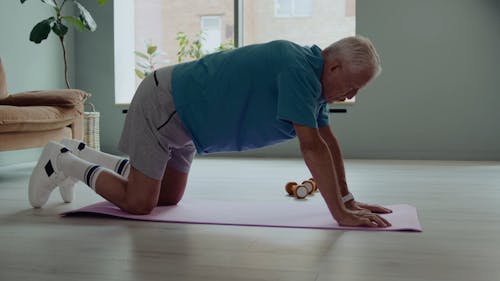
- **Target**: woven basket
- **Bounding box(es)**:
[83,102,100,150]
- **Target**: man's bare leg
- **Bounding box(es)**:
[93,166,161,215]
[157,165,188,206]
[28,141,162,214]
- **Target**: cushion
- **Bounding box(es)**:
[0,105,82,133]
[0,89,89,107]
[0,58,7,100]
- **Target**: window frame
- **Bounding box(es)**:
[114,0,136,105]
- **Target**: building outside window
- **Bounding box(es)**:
[274,0,312,18]
[201,16,223,53]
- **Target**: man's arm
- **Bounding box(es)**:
[318,125,393,215]
[318,125,350,198]
[293,123,389,227]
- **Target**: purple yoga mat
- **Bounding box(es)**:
[62,199,422,232]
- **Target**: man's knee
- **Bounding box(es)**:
[125,197,157,215]
[157,165,188,207]
[124,167,161,215]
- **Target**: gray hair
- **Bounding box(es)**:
[323,35,382,78]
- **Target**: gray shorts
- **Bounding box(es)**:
[118,65,195,180]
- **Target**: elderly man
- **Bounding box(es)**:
[29,36,392,227]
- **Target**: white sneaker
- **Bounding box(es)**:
[58,177,77,203]
[29,141,71,208]
[60,138,85,155]
[58,138,85,203]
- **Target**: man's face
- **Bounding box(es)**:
[321,58,373,104]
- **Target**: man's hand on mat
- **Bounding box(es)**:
[345,200,393,214]
[338,209,392,228]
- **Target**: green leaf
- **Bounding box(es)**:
[151,52,166,58]
[136,62,150,69]
[147,45,157,55]
[62,16,85,31]
[135,69,146,79]
[74,1,97,31]
[40,0,57,8]
[29,17,55,43]
[134,51,149,60]
[175,32,186,40]
[52,21,68,37]
[98,0,108,5]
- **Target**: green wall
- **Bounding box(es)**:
[73,1,128,156]
[342,0,500,160]
[0,1,75,91]
[0,0,75,165]
[2,0,500,164]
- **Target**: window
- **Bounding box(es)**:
[201,16,222,53]
[115,0,355,104]
[345,0,355,17]
[243,0,355,49]
[275,0,312,18]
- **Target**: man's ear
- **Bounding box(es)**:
[331,64,340,72]
[327,59,342,73]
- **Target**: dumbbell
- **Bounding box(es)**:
[285,182,309,199]
[301,178,318,194]
[312,178,319,192]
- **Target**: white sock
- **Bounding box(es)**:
[57,152,107,190]
[71,141,130,178]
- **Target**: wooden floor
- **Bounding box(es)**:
[1,157,500,281]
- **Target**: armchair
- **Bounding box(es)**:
[0,58,89,151]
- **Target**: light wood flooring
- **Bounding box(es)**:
[1,157,500,281]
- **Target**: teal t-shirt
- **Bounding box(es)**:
[171,40,328,154]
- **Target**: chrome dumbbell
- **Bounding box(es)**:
[285,181,309,199]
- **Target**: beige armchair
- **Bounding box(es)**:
[0,57,89,151]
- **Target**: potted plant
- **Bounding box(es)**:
[135,40,170,80]
[21,0,107,88]
[21,0,107,149]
